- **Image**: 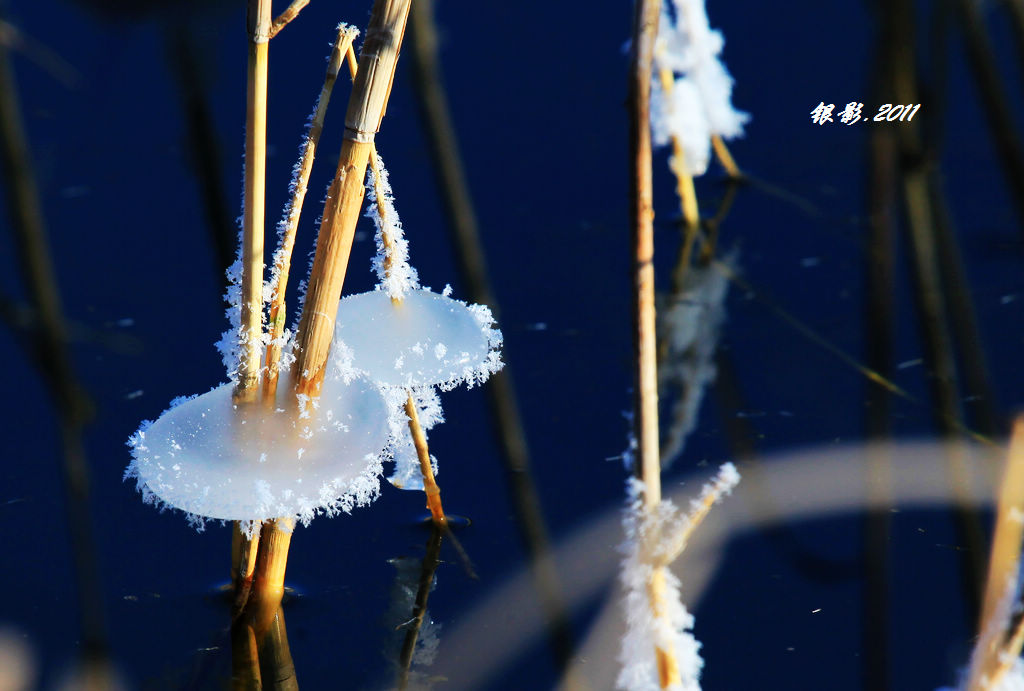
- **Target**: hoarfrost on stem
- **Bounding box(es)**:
[617,464,740,691]
[365,150,420,300]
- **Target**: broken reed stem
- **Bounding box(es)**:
[630,0,680,687]
[405,394,447,526]
[655,66,700,272]
[293,0,412,399]
[967,417,1024,690]
[268,0,310,39]
[352,50,447,525]
[263,26,355,403]
[231,523,262,612]
[252,517,296,598]
[236,0,272,404]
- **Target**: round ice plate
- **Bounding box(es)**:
[336,289,493,388]
[129,376,390,522]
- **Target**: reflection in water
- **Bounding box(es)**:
[231,591,298,690]
[384,527,444,690]
[656,254,732,468]
[420,441,1004,689]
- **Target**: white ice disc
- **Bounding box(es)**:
[336,289,493,388]
[128,376,390,522]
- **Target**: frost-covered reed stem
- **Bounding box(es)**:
[293,0,412,399]
[655,64,700,281]
[629,0,680,687]
[357,74,447,523]
[966,417,1024,690]
[236,0,271,404]
[263,26,356,402]
[655,66,699,233]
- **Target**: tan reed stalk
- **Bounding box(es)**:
[230,0,272,603]
[252,0,412,599]
[359,99,448,526]
[710,134,741,179]
[231,523,262,612]
[966,417,1024,690]
[236,0,271,404]
[263,26,356,403]
[253,517,296,597]
[292,0,412,399]
[405,395,447,526]
[629,0,681,686]
[269,0,310,38]
[655,65,699,251]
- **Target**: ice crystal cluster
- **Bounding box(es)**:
[125,148,502,525]
[618,464,740,691]
[650,0,749,176]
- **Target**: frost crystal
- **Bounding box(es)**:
[617,464,740,690]
[365,151,420,300]
[618,479,703,691]
[650,0,749,176]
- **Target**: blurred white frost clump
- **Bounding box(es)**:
[650,0,749,176]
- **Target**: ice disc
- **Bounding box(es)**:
[336,289,497,388]
[128,376,390,522]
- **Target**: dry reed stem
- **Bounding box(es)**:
[967,417,1024,690]
[230,0,272,602]
[629,0,679,686]
[231,522,262,613]
[655,65,700,274]
[236,0,272,404]
[655,475,734,567]
[405,395,447,526]
[350,45,446,523]
[252,517,296,600]
[263,26,355,402]
[269,0,310,39]
[293,0,411,399]
[710,134,741,179]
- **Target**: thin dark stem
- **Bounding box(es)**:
[406,0,580,682]
[0,3,108,669]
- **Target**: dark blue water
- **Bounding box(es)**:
[2,0,1023,688]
